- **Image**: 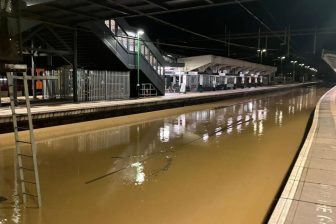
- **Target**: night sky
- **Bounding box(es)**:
[126,0,336,64]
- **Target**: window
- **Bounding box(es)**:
[105,19,116,34]
[105,20,110,29]
[110,20,116,33]
[0,0,12,13]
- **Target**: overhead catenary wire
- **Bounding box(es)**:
[109,0,266,52]
[111,33,280,54]
[235,0,303,57]
[258,1,301,55]
[235,0,288,47]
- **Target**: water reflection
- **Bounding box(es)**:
[0,86,325,224]
[130,162,145,185]
[37,87,319,186]
[32,89,316,185]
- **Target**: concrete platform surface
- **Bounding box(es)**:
[269,85,336,224]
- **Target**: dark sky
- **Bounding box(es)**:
[126,0,336,63]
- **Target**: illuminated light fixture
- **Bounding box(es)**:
[128,31,136,37]
[281,56,286,60]
[137,30,144,35]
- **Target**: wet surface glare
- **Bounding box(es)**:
[0,86,329,224]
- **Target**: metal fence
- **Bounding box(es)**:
[0,68,130,102]
[77,70,130,101]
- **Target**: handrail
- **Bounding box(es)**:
[82,20,165,95]
[104,19,164,77]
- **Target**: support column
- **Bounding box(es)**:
[73,28,78,102]
[287,25,291,57]
[31,41,36,99]
[227,30,231,57]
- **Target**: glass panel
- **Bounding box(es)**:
[145,47,150,61]
[141,42,145,56]
[105,20,110,29]
[129,38,135,52]
[117,26,128,49]
[110,20,116,34]
[158,63,162,75]
[153,57,157,71]
[149,53,153,66]
[116,25,122,44]
[134,38,138,52]
[122,37,128,49]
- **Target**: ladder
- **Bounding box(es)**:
[6,68,42,208]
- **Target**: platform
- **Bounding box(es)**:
[0,83,316,133]
[269,85,336,223]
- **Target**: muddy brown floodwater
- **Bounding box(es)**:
[0,86,329,224]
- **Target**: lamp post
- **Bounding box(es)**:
[278,56,286,83]
[257,49,267,63]
[299,64,305,82]
[290,60,297,83]
[136,30,144,97]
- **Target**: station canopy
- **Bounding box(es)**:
[322,50,336,73]
[21,0,255,25]
[178,55,277,76]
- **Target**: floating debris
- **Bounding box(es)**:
[0,196,7,203]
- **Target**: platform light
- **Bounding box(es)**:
[137,30,144,35]
[258,49,267,63]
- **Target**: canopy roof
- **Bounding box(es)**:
[21,0,255,25]
[178,55,277,76]
[322,50,336,73]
